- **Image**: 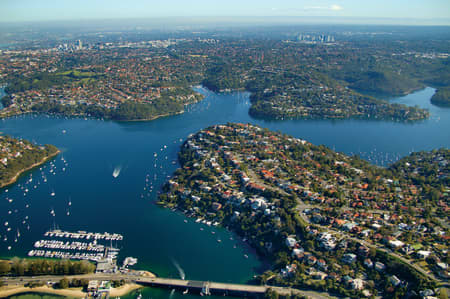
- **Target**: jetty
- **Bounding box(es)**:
[44,229,123,241]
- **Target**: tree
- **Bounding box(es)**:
[1,95,13,107]
[59,277,69,289]
[438,288,448,299]
[0,261,11,275]
[264,289,279,299]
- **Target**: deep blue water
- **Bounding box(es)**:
[0,86,448,299]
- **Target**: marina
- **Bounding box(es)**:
[27,229,122,263]
[27,249,108,261]
[33,239,106,252]
[44,229,123,241]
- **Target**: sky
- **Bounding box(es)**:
[1,0,450,24]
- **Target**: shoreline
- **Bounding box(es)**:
[0,90,205,123]
[0,148,60,189]
[116,110,185,122]
[0,283,143,298]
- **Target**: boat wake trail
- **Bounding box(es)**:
[171,258,185,280]
[112,165,122,178]
[169,289,175,298]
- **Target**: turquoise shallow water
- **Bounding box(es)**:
[0,87,448,298]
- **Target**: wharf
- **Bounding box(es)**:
[28,229,122,263]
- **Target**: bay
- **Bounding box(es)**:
[0,86,448,298]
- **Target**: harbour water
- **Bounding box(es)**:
[0,86,449,298]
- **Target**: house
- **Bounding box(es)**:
[420,289,435,297]
[231,211,240,220]
[375,262,386,272]
[342,222,357,231]
[191,195,201,202]
[364,258,373,268]
[360,229,371,238]
[306,255,317,265]
[351,278,364,290]
[342,253,357,264]
[362,290,372,297]
[292,248,304,259]
[250,196,268,210]
[311,271,327,280]
[436,262,448,270]
[281,264,297,277]
[316,259,327,270]
[317,232,336,250]
[98,281,111,293]
[285,237,297,248]
[372,223,382,230]
[211,202,222,211]
[417,250,431,259]
[87,280,99,293]
[388,239,405,248]
[389,275,401,287]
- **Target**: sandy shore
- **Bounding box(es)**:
[0,285,85,298]
[110,283,143,296]
[0,283,143,298]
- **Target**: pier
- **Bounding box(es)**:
[28,229,122,263]
[44,229,123,241]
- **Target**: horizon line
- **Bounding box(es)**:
[1,15,450,26]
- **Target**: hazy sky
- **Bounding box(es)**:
[1,0,450,23]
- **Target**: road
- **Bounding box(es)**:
[1,273,339,299]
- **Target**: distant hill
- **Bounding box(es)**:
[431,87,450,106]
[348,71,422,96]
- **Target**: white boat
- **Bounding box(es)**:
[113,167,121,178]
[51,192,55,196]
